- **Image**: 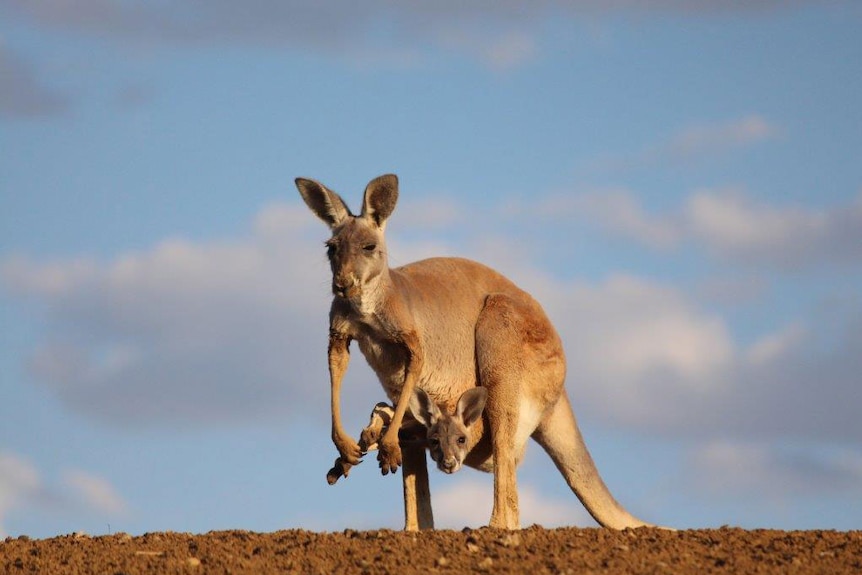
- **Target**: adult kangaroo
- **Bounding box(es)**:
[295,174,654,530]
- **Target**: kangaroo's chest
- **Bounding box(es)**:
[355,330,410,401]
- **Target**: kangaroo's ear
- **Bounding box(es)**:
[295,177,352,229]
[456,387,487,428]
[361,174,398,229]
[408,387,440,428]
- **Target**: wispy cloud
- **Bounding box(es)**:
[3,197,861,445]
[1,2,823,70]
[0,43,69,118]
[1,203,336,427]
[62,470,129,517]
[688,441,862,500]
[0,451,128,538]
[0,452,41,538]
[682,189,862,267]
[542,187,862,269]
[533,190,680,250]
[432,477,593,529]
[585,115,778,173]
[665,115,776,159]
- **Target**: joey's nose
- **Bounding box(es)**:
[441,457,459,474]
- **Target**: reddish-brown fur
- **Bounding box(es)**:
[296,174,655,530]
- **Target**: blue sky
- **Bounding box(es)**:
[2,1,861,538]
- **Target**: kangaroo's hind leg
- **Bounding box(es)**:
[475,293,566,530]
[400,422,434,531]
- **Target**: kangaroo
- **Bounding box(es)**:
[295,173,654,530]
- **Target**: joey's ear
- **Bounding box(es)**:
[456,387,487,428]
[295,177,353,229]
[408,387,440,428]
[361,174,398,229]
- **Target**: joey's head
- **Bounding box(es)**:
[409,387,487,474]
[295,174,398,311]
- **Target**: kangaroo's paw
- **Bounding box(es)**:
[333,432,363,466]
[377,432,403,476]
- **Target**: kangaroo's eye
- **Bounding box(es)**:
[457,436,466,445]
[363,244,377,253]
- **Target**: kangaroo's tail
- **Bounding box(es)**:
[532,393,657,529]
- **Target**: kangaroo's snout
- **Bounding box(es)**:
[332,280,351,298]
[332,281,346,298]
[332,276,360,300]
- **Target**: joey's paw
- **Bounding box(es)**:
[359,424,384,450]
[326,459,348,485]
[377,438,402,476]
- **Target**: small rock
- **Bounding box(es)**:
[435,556,450,567]
[477,557,494,570]
[187,557,201,567]
[498,533,521,548]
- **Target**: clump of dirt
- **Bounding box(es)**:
[2,526,860,574]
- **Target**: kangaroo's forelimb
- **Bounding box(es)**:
[328,331,362,466]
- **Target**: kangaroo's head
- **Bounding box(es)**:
[409,387,487,474]
[295,174,398,312]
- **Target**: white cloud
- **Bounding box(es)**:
[62,470,129,517]
[685,189,862,266]
[585,115,779,173]
[388,196,463,231]
[1,203,336,427]
[543,187,862,269]
[684,189,826,263]
[3,2,816,71]
[689,440,862,500]
[0,452,41,538]
[0,42,69,118]
[541,274,735,413]
[0,452,127,537]
[746,323,807,366]
[535,190,680,249]
[3,197,861,445]
[432,477,593,529]
[665,115,776,159]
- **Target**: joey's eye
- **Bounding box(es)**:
[362,243,377,253]
[457,436,466,445]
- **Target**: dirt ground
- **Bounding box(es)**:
[3,526,861,575]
